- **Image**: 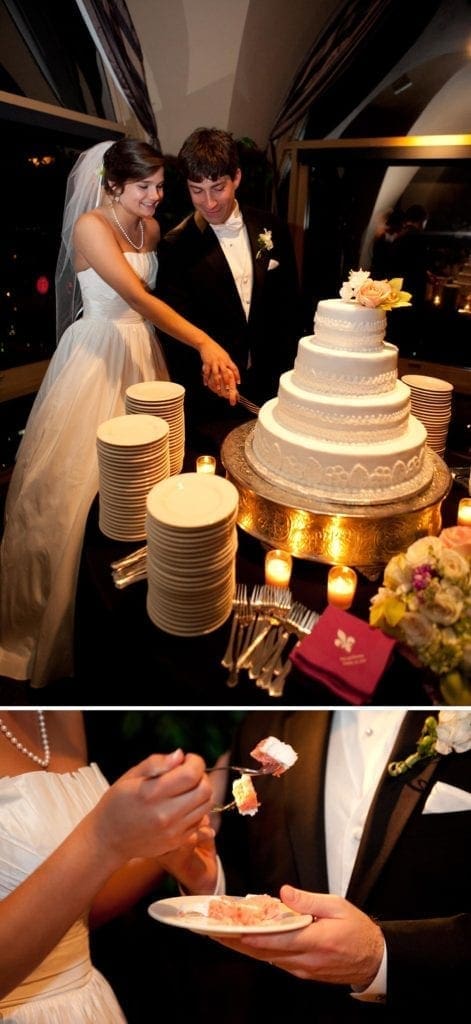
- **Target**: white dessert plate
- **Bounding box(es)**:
[148,895,313,935]
[147,473,238,527]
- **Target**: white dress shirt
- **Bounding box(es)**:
[325,709,406,897]
[210,202,253,323]
[325,708,406,1000]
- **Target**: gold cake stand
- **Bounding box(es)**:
[221,422,452,574]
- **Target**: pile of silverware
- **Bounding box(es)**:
[111,545,147,589]
[221,583,318,697]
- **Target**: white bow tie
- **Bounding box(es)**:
[211,213,244,235]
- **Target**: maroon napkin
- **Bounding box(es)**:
[290,605,396,704]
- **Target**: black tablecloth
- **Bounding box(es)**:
[71,468,463,706]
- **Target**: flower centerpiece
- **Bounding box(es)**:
[369,526,471,704]
[340,268,411,310]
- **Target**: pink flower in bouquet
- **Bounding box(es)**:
[369,534,471,685]
[439,525,471,559]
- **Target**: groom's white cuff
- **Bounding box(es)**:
[351,938,387,1002]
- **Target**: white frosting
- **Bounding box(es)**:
[248,298,432,504]
[256,736,298,770]
[275,374,411,443]
[313,298,386,351]
[293,336,398,395]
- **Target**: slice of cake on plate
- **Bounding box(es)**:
[208,894,282,925]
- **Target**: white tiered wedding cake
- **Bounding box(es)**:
[247,270,434,505]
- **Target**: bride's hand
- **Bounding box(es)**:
[156,817,218,894]
[200,340,240,405]
[90,750,213,868]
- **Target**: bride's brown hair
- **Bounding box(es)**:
[103,139,164,194]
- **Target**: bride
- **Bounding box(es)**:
[0,709,217,1022]
[0,138,240,687]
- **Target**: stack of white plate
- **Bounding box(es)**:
[125,381,185,475]
[97,414,170,541]
[146,473,239,636]
[401,374,453,458]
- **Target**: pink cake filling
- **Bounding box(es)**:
[207,894,283,925]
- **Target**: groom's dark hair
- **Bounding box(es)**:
[178,128,240,182]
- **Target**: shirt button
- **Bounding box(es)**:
[353,828,362,842]
[365,727,373,737]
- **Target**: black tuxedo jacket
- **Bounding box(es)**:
[155,205,302,438]
[216,710,471,1020]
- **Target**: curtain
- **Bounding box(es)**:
[75,0,159,146]
[269,0,443,146]
[3,0,110,117]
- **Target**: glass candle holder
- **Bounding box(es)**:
[196,455,216,475]
[264,548,293,588]
[327,565,358,610]
[457,497,471,526]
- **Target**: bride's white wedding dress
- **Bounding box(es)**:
[0,763,127,1022]
[0,252,168,687]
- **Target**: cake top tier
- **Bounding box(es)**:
[312,269,412,352]
[314,298,386,352]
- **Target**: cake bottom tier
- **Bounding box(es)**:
[249,399,432,505]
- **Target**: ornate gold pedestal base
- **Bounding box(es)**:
[221,422,452,571]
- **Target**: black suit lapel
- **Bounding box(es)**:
[283,711,332,893]
[347,711,442,906]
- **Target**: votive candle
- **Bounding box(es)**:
[457,497,471,526]
[264,548,293,588]
[327,565,358,610]
[196,455,216,475]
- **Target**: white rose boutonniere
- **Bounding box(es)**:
[256,228,274,260]
[388,710,471,776]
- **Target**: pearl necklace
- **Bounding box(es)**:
[110,203,144,251]
[0,709,51,768]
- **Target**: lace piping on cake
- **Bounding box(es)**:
[249,434,431,503]
[292,369,397,396]
[315,309,384,329]
[314,312,384,334]
[313,335,383,352]
[274,405,408,443]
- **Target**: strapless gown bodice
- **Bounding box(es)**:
[78,251,157,323]
[0,765,127,1022]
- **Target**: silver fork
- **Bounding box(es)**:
[269,608,319,697]
[236,586,292,671]
[255,602,312,690]
[225,593,253,688]
[248,622,284,681]
[207,765,275,776]
[234,584,264,666]
[221,583,246,670]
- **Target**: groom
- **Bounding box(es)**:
[156,127,301,447]
[163,709,470,1022]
